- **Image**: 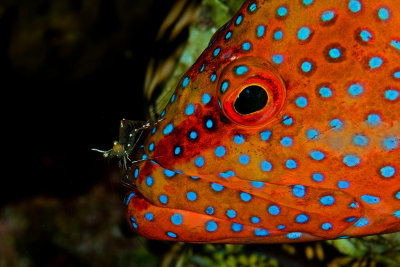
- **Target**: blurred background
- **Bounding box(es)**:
[1,0,399,266]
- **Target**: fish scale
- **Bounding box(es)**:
[125,0,400,243]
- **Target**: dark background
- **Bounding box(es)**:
[2,0,177,204]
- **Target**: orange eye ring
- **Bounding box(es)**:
[217,57,286,127]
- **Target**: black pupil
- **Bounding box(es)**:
[234,85,268,115]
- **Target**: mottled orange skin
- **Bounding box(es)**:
[126,0,400,243]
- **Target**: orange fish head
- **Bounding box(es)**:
[125,0,400,243]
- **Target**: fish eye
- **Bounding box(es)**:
[217,57,286,127]
[234,85,268,115]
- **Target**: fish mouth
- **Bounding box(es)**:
[125,159,365,243]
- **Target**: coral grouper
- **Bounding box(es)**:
[125,0,400,243]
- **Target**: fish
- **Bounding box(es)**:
[124,0,400,243]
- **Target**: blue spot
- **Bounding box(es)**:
[221,81,229,93]
[297,26,311,41]
[202,93,211,104]
[130,217,138,229]
[189,131,197,139]
[195,156,204,167]
[185,104,195,115]
[361,195,380,204]
[182,77,190,88]
[174,146,181,155]
[225,31,232,40]
[329,48,341,58]
[396,191,400,200]
[236,65,248,75]
[240,192,252,202]
[367,114,381,126]
[251,217,260,223]
[380,166,395,178]
[283,115,293,125]
[322,222,332,230]
[206,220,218,232]
[321,10,335,21]
[354,217,369,227]
[200,64,205,72]
[307,128,319,140]
[206,119,213,128]
[146,176,153,186]
[378,7,390,20]
[393,210,400,218]
[232,223,243,232]
[261,160,272,172]
[303,0,313,6]
[296,214,309,223]
[251,181,264,188]
[219,170,235,178]
[239,154,250,165]
[134,168,139,179]
[206,206,214,215]
[385,89,399,101]
[164,169,176,177]
[360,30,372,41]
[391,40,400,51]
[215,146,226,157]
[301,61,312,72]
[286,159,297,169]
[170,94,175,103]
[287,232,302,239]
[260,130,271,141]
[149,142,154,151]
[369,57,383,69]
[167,231,177,238]
[210,73,216,82]
[234,134,245,144]
[310,150,325,161]
[312,173,324,182]
[211,183,224,192]
[353,134,369,146]
[242,42,251,51]
[187,191,197,201]
[249,3,257,12]
[163,123,174,135]
[350,202,358,208]
[293,185,305,197]
[213,47,220,57]
[171,213,183,225]
[160,109,166,117]
[272,54,284,64]
[278,225,286,230]
[330,118,343,130]
[281,136,293,147]
[382,137,398,151]
[348,83,364,96]
[125,192,135,206]
[151,127,156,135]
[274,30,283,40]
[145,212,154,221]
[254,229,269,236]
[257,25,265,37]
[348,0,362,13]
[142,154,148,160]
[227,209,236,218]
[159,194,168,204]
[277,6,287,16]
[235,15,242,25]
[190,176,199,180]
[338,180,350,189]
[320,195,335,206]
[319,86,333,98]
[268,205,280,215]
[346,216,357,222]
[343,154,361,167]
[295,96,308,107]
